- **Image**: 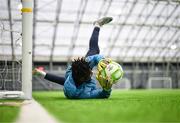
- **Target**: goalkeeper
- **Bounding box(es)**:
[33,17,123,99]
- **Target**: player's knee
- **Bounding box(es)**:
[96,49,100,54]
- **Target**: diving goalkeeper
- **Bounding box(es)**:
[33,17,123,99]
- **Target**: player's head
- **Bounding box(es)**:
[72,57,92,87]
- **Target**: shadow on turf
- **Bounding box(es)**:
[34,96,143,102]
[33,96,67,101]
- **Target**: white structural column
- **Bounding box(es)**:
[22,0,33,99]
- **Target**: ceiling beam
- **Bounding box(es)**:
[151,23,179,60]
[98,0,107,18]
[2,18,180,29]
[24,42,175,49]
[135,27,171,61]
[49,0,62,70]
[140,4,179,60]
[36,0,55,11]
[122,0,159,60]
[101,0,130,55]
[152,0,180,4]
[132,2,169,61]
[107,0,138,57]
[100,0,130,55]
[102,0,112,17]
[67,0,88,61]
[134,3,178,61]
[96,0,112,54]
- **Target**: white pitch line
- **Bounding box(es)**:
[15,99,60,123]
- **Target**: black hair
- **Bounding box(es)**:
[71,57,92,87]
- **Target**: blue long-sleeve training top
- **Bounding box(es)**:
[63,54,111,99]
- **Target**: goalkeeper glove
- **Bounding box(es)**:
[96,58,124,89]
[96,72,112,91]
[96,58,113,90]
[97,58,112,74]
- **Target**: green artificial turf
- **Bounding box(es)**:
[33,90,180,123]
[0,100,21,123]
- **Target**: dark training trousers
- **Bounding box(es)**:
[44,27,100,85]
[85,27,100,57]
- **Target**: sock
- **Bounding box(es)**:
[36,69,46,77]
[94,22,101,28]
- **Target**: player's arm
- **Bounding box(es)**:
[85,54,104,69]
[65,65,72,79]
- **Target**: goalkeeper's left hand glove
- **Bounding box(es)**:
[97,58,112,72]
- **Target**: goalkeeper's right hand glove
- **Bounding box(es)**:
[96,70,112,91]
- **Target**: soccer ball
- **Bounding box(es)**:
[104,61,123,84]
[97,59,124,84]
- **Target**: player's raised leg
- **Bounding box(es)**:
[33,68,65,85]
[85,17,113,57]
